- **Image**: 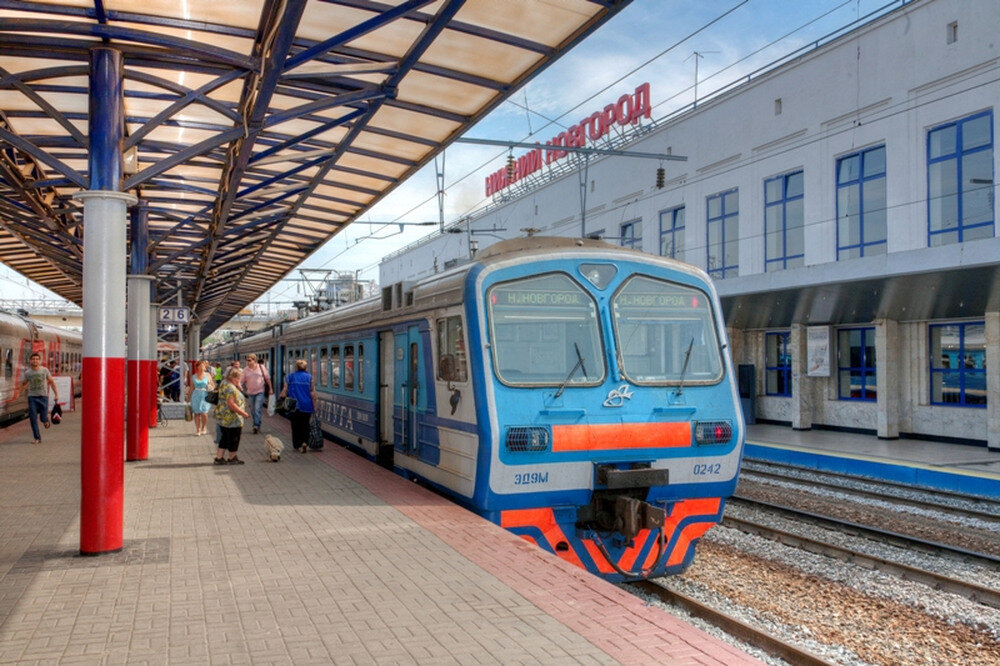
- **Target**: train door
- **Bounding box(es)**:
[377,331,394,468]
[394,325,423,456]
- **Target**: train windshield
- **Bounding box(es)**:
[612,275,723,385]
[487,273,605,386]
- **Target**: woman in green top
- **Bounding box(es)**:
[214,367,249,465]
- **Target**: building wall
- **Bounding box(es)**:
[380,0,998,446]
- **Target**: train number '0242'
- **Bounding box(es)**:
[514,471,549,485]
[693,463,722,476]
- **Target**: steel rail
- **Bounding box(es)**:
[739,466,1000,523]
[729,496,1000,567]
[742,458,1000,508]
[723,514,1000,609]
[630,581,836,666]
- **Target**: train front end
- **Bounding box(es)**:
[468,240,745,582]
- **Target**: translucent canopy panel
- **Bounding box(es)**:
[0,0,633,336]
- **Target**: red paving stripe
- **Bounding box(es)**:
[292,427,760,665]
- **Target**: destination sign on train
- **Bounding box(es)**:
[615,293,700,308]
[490,289,586,307]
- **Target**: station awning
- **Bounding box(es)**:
[0,0,632,335]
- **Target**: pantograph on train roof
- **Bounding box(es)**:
[0,0,634,336]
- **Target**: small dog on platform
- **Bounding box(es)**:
[264,434,284,462]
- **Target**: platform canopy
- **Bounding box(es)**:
[0,0,632,335]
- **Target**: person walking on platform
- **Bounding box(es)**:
[214,367,249,465]
[241,353,272,434]
[19,352,58,445]
[213,362,223,383]
[279,358,316,454]
[187,360,215,436]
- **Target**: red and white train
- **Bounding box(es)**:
[0,310,82,426]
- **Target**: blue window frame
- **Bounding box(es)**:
[837,327,876,401]
[837,145,887,259]
[659,206,685,261]
[927,110,994,246]
[765,171,805,271]
[765,332,791,396]
[930,322,986,407]
[706,189,738,279]
[620,219,642,249]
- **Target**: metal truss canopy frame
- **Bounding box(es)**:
[0,0,633,335]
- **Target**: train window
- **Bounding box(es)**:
[611,276,723,385]
[344,345,355,391]
[357,344,364,393]
[487,273,605,386]
[437,316,468,382]
[310,347,318,379]
[4,349,11,379]
[331,347,341,389]
[320,347,328,387]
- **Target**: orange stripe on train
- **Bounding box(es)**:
[551,422,691,452]
[500,508,587,570]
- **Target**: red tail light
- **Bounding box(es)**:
[693,420,732,445]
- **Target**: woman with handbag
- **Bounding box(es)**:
[279,358,317,454]
[187,360,215,436]
[214,367,250,465]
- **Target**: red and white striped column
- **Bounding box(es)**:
[126,274,154,460]
[74,47,135,555]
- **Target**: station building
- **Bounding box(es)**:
[380,0,999,449]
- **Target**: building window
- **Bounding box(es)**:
[927,110,994,246]
[620,219,642,249]
[659,206,685,261]
[946,21,958,44]
[706,189,738,279]
[765,171,805,271]
[930,322,986,407]
[765,332,791,396]
[837,327,877,401]
[837,145,887,259]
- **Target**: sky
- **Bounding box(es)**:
[0,0,899,313]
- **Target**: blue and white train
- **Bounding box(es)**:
[207,237,746,581]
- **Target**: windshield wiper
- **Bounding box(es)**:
[675,337,695,396]
[555,342,587,398]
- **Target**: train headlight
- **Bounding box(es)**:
[505,426,551,452]
[693,420,732,445]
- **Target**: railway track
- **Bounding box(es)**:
[729,496,1000,567]
[630,580,836,666]
[722,512,1000,609]
[740,458,1000,522]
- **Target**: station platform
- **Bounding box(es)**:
[746,423,1000,498]
[0,406,760,665]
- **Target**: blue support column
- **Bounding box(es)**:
[75,47,136,555]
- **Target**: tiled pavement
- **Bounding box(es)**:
[1,404,759,665]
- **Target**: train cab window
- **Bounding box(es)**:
[487,273,604,386]
[611,276,723,385]
[331,347,341,389]
[357,344,364,393]
[320,347,328,387]
[4,349,11,379]
[437,316,468,382]
[344,345,355,391]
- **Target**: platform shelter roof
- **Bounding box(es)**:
[0,0,632,335]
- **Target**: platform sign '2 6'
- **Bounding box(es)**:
[157,306,190,324]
